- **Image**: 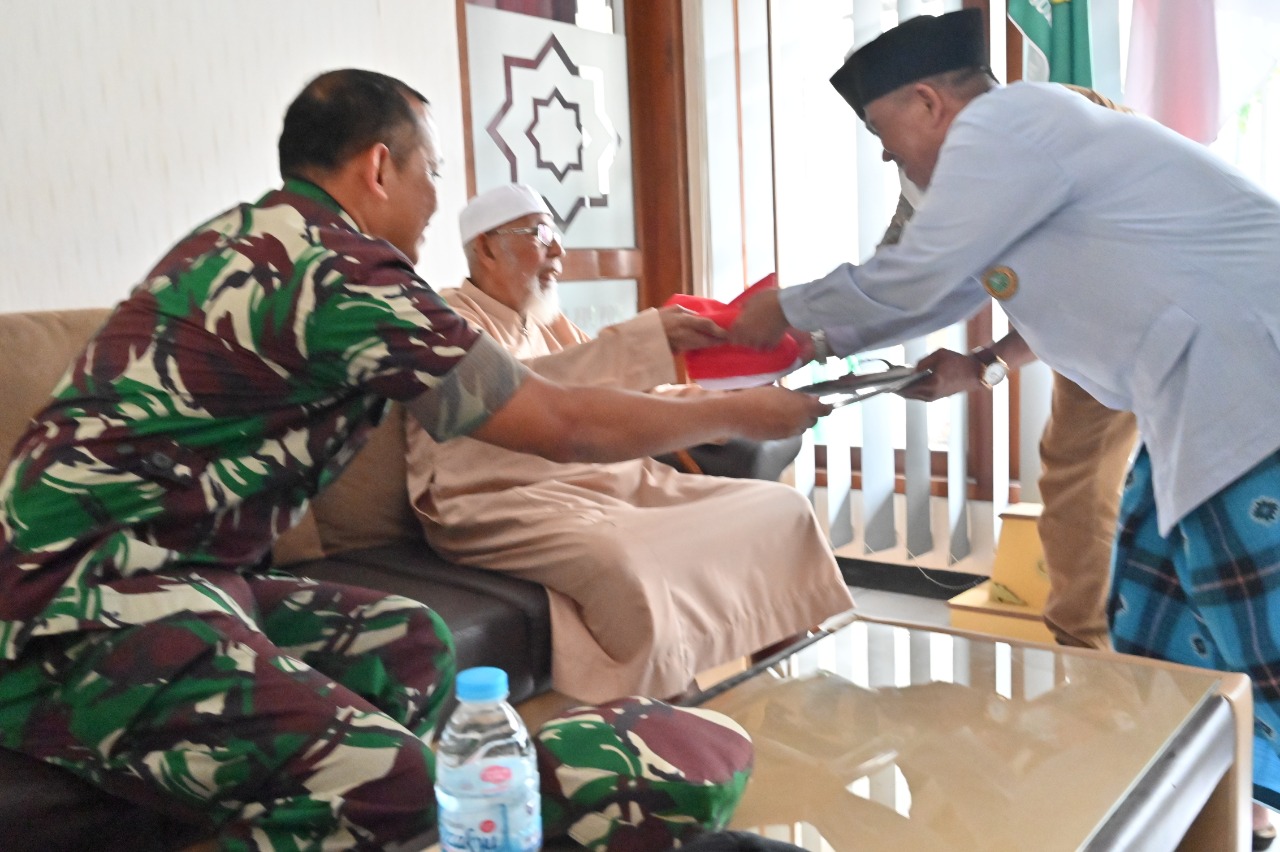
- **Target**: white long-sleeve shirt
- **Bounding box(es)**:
[781,81,1280,533]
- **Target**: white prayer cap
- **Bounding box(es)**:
[458,183,552,245]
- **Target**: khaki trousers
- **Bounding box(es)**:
[1036,374,1138,649]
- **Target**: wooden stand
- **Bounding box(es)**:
[948,503,1054,643]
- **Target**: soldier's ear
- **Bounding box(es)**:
[355,142,394,200]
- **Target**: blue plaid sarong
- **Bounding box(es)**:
[1110,446,1280,807]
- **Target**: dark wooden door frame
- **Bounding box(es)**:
[625,0,695,307]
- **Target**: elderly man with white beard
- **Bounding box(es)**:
[404,183,855,704]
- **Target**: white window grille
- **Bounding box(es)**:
[687,0,1280,575]
[687,0,1017,572]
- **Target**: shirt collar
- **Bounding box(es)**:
[282,177,340,209]
[278,178,361,231]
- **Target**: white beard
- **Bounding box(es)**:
[527,284,561,326]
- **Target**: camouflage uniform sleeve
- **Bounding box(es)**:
[406,332,530,441]
[292,235,534,438]
[878,193,915,248]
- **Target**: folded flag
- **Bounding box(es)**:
[665,274,804,389]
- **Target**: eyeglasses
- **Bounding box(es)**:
[489,222,561,248]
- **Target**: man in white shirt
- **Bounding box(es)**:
[881,84,1139,654]
[730,9,1280,837]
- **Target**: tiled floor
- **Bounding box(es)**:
[846,585,951,629]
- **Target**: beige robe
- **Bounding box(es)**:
[405,281,854,703]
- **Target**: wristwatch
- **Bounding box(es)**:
[972,346,1009,389]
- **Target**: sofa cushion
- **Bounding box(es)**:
[270,507,326,565]
[0,308,110,468]
[307,403,420,554]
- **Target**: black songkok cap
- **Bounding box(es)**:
[830,8,987,119]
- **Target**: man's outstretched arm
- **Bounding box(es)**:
[407,367,828,465]
[898,331,1036,401]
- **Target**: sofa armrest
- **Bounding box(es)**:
[653,435,803,482]
[0,746,212,851]
[283,542,552,705]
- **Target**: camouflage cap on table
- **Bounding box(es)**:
[535,696,753,852]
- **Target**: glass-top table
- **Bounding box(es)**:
[688,614,1252,851]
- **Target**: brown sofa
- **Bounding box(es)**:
[0,308,801,850]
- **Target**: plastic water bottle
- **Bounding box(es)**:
[435,666,542,852]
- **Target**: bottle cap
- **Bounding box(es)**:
[455,666,509,702]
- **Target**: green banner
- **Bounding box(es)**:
[1009,0,1093,86]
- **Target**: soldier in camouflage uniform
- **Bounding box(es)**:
[0,69,827,851]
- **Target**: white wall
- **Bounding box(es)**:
[0,0,472,313]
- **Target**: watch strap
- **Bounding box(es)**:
[972,345,1008,389]
[811,329,833,362]
[971,344,998,366]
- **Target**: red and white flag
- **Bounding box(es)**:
[1125,0,1220,143]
